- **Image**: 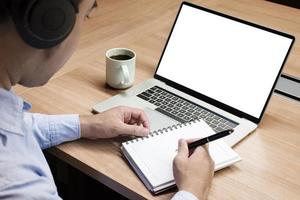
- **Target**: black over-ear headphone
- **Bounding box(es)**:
[11,0,78,49]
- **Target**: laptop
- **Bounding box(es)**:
[93,2,294,147]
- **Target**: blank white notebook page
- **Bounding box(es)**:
[123,120,241,188]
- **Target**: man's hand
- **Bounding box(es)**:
[79,106,150,139]
[173,139,215,200]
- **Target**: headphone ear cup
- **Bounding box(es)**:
[13,0,76,49]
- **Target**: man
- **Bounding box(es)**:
[0,0,214,199]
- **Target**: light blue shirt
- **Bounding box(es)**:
[0,89,198,200]
[0,89,80,199]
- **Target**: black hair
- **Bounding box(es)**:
[0,0,10,23]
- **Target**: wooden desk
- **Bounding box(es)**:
[15,0,300,199]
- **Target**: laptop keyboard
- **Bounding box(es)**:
[137,86,238,132]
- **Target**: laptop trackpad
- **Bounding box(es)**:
[144,107,179,132]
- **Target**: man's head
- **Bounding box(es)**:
[0,0,97,90]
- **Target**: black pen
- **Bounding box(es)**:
[188,129,234,150]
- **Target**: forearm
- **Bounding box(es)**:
[24,112,81,149]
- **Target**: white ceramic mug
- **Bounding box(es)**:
[105,48,136,89]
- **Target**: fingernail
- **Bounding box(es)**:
[143,128,149,136]
[178,139,183,145]
[146,128,150,134]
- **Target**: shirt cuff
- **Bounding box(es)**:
[171,190,199,200]
[47,114,81,147]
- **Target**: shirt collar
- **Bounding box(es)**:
[0,88,32,135]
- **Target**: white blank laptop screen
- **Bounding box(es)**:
[156,5,293,118]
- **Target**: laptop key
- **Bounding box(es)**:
[171,111,178,115]
[202,115,208,119]
[200,114,206,118]
[219,123,225,128]
[206,117,213,122]
[196,107,203,112]
[191,115,198,119]
[187,108,194,112]
[213,115,221,120]
[212,120,219,125]
[178,113,184,118]
[142,92,152,97]
[216,126,225,131]
[220,118,226,123]
[225,125,232,130]
[152,93,160,97]
[155,108,185,123]
[183,116,191,121]
[160,105,167,109]
[216,127,224,132]
[166,108,172,112]
[137,94,150,101]
[207,113,214,117]
[189,104,196,109]
[210,124,217,128]
[154,102,161,106]
[162,101,168,105]
[147,90,155,94]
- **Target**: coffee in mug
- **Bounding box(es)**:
[105,48,136,89]
[110,54,133,61]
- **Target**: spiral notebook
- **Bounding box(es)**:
[121,119,241,194]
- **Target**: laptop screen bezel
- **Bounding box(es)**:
[153,1,295,124]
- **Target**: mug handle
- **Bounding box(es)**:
[120,65,130,85]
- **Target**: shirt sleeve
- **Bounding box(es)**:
[171,190,199,200]
[23,112,81,149]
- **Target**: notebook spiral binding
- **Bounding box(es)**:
[125,118,202,144]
